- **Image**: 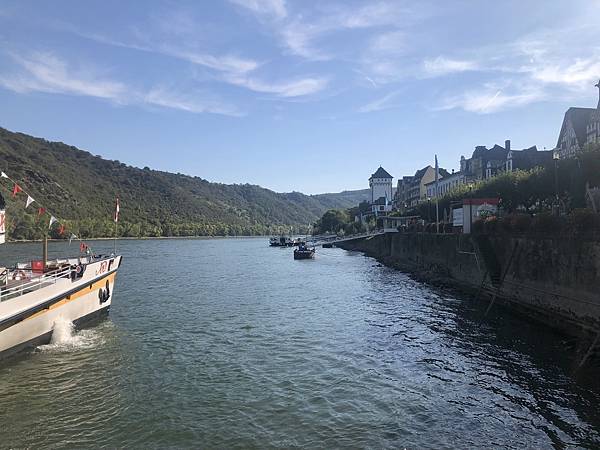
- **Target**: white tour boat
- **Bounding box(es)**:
[0,192,122,360]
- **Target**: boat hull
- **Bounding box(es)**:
[0,256,122,360]
[294,251,315,260]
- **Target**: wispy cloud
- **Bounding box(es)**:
[225,73,328,97]
[0,51,242,116]
[426,20,600,113]
[437,82,544,114]
[228,0,287,20]
[55,20,328,99]
[422,56,479,77]
[358,89,403,113]
[161,47,260,75]
[144,86,244,116]
[234,1,420,61]
[522,57,600,88]
[359,30,409,83]
[56,24,261,77]
[0,51,126,100]
[333,2,411,29]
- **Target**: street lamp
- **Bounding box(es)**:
[467,183,474,233]
[427,197,431,223]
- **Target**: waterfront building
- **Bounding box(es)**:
[555,80,600,159]
[425,170,467,199]
[460,139,547,181]
[397,165,448,207]
[460,142,509,180]
[505,145,554,172]
[369,166,393,216]
[393,175,414,211]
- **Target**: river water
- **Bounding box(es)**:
[0,237,599,448]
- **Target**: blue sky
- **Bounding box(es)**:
[0,0,599,194]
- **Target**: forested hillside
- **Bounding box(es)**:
[0,127,369,239]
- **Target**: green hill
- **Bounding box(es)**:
[0,127,369,239]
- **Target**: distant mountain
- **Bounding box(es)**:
[312,189,370,209]
[0,127,368,239]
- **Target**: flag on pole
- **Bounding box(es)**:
[49,215,57,229]
[114,197,120,223]
[25,195,35,208]
[12,184,22,197]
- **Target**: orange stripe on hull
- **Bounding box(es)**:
[23,272,117,322]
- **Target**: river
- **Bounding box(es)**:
[0,237,599,448]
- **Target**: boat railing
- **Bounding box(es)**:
[0,266,73,303]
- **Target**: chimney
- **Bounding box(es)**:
[505,139,511,151]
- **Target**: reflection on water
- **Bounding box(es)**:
[0,238,599,448]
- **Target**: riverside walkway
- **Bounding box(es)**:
[307,230,385,247]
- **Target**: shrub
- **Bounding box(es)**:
[531,213,563,233]
[503,214,532,232]
[483,215,499,233]
[566,208,600,234]
[472,219,485,233]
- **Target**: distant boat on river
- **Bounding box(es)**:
[269,236,294,247]
[294,245,315,260]
[269,236,306,247]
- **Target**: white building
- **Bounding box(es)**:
[369,167,393,215]
[369,167,393,203]
[425,170,466,199]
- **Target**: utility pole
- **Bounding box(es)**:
[553,151,560,216]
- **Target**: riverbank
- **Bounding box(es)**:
[337,233,600,340]
[7,235,269,243]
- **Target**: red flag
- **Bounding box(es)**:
[38,207,46,217]
[80,242,87,252]
[12,184,22,197]
[58,224,65,235]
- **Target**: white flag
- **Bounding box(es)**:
[25,195,35,208]
[49,215,57,229]
[114,197,120,223]
[0,172,8,179]
[69,233,77,244]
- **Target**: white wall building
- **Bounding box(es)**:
[425,171,466,199]
[369,166,393,204]
[369,167,393,216]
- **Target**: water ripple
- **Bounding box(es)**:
[0,238,599,448]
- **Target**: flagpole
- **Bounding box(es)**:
[113,197,119,255]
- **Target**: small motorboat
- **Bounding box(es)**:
[294,245,315,260]
[269,236,294,247]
